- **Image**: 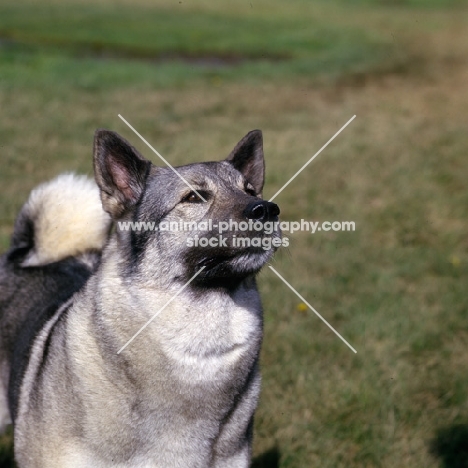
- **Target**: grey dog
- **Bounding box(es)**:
[0,129,280,467]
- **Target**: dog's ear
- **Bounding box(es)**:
[226,130,265,195]
[93,130,150,218]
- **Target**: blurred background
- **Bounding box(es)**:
[1,0,468,466]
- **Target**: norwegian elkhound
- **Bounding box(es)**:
[0,129,281,467]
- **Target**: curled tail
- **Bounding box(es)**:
[11,173,111,267]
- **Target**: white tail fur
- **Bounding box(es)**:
[17,174,111,267]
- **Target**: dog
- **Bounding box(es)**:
[0,128,281,467]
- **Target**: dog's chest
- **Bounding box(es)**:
[129,286,262,387]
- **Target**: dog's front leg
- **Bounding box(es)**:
[0,384,11,433]
[211,443,251,468]
[211,367,261,468]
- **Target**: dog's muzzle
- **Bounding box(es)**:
[243,200,280,221]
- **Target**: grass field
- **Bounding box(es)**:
[1,0,468,466]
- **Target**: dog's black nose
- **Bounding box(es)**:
[243,200,280,221]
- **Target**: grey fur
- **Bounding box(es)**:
[0,129,280,467]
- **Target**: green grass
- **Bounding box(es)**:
[0,3,362,58]
[0,0,408,90]
[1,0,468,466]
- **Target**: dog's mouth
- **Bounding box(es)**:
[187,239,278,284]
[196,246,269,267]
[181,204,282,284]
[197,253,237,270]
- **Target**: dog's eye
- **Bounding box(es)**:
[245,184,256,196]
[182,191,205,203]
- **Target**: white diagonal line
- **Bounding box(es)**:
[117,267,206,354]
[268,115,356,202]
[268,266,357,354]
[118,114,207,202]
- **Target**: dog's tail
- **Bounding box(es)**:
[10,173,111,267]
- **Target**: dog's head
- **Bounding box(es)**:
[93,129,281,288]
